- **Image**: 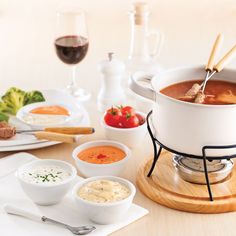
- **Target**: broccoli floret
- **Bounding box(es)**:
[0,112,9,122]
[0,101,12,114]
[1,87,26,115]
[24,90,45,105]
[0,87,46,116]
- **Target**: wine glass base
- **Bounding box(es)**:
[66,86,91,102]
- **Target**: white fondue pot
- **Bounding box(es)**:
[130,66,236,157]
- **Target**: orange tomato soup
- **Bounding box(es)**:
[160,80,236,105]
[78,146,126,164]
[30,105,70,116]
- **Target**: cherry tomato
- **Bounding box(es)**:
[104,107,122,127]
[120,114,139,128]
[135,113,145,125]
[120,106,135,116]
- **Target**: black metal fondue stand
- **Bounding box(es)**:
[146,111,236,201]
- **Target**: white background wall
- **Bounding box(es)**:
[1,0,236,95]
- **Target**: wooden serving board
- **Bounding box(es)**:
[137,151,236,213]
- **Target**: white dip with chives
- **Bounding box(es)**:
[21,166,71,184]
[78,179,131,203]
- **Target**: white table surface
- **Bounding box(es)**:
[1,1,236,236]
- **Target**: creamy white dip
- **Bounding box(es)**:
[78,179,131,203]
[21,165,71,184]
[23,114,68,126]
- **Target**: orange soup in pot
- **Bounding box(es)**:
[77,146,126,164]
[160,80,236,105]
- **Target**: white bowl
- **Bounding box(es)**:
[16,159,77,205]
[16,101,78,129]
[72,176,136,224]
[101,111,147,148]
[72,140,131,177]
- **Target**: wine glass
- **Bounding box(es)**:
[54,9,90,101]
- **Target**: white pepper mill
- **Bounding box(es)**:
[97,53,126,112]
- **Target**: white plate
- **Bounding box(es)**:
[0,89,90,151]
[0,141,59,152]
[16,101,82,129]
[0,133,45,148]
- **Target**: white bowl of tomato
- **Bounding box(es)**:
[101,106,147,148]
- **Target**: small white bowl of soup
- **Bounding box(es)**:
[72,140,131,177]
[72,176,136,224]
[16,159,77,205]
[16,101,78,129]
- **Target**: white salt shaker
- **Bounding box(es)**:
[97,53,126,112]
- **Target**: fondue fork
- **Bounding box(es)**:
[206,42,236,82]
[182,34,236,103]
[32,131,80,143]
[201,33,224,93]
[17,131,87,143]
[16,127,95,143]
[17,131,81,143]
[201,40,236,91]
[4,204,96,235]
[204,43,236,80]
[194,41,236,103]
[181,34,223,102]
[17,126,95,135]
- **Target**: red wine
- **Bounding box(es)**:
[55,35,89,64]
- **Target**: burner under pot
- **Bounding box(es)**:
[173,155,234,184]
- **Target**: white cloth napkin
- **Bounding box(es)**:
[0,152,148,236]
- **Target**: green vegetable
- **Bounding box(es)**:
[24,90,45,105]
[0,87,45,116]
[1,87,26,115]
[0,112,9,122]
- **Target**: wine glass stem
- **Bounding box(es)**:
[71,66,77,88]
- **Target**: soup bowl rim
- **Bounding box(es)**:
[72,175,136,206]
[72,140,131,167]
[16,159,77,187]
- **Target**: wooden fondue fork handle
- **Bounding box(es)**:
[214,43,236,72]
[44,127,95,135]
[205,33,224,72]
[201,33,224,93]
[34,131,79,143]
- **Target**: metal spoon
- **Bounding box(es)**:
[4,204,96,235]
